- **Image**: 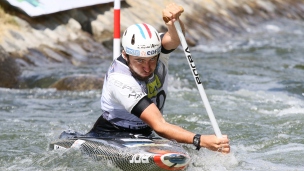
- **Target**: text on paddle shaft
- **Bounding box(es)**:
[185,47,202,84]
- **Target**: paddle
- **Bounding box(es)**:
[170,19,223,138]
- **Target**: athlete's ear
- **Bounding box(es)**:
[122,50,128,61]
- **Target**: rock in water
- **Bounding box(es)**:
[0,46,20,88]
[50,74,104,91]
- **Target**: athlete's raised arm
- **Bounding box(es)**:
[161,3,185,50]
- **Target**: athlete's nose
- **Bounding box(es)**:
[142,61,151,73]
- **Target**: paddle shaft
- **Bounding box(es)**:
[174,21,222,138]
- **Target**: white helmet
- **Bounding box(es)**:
[122,23,161,57]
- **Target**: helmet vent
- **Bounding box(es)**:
[131,34,135,45]
[155,31,160,41]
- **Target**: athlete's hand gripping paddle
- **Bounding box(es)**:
[164,7,223,138]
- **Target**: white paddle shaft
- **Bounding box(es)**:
[174,21,222,138]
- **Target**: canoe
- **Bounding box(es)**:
[50,130,191,171]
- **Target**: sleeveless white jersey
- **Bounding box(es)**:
[100,52,170,130]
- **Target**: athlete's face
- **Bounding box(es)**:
[127,55,159,81]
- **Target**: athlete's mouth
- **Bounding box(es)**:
[142,72,151,76]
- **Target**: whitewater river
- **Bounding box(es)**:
[1,19,304,171]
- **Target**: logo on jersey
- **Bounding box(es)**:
[146,75,162,98]
[128,92,145,99]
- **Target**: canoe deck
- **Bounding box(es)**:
[50,130,191,171]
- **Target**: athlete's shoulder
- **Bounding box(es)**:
[107,57,131,75]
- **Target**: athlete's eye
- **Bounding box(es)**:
[150,57,156,61]
[136,59,144,63]
[149,56,158,62]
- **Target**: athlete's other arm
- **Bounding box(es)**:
[140,103,230,153]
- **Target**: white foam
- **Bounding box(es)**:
[265,24,281,32]
[234,89,304,116]
[167,75,194,92]
[188,149,238,171]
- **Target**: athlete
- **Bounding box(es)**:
[86,3,230,153]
